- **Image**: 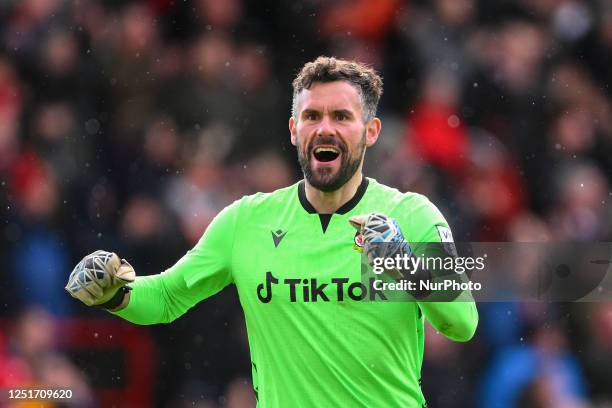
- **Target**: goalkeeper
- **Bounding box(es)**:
[66,56,478,408]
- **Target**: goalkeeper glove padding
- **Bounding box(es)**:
[65,250,135,308]
[349,213,437,299]
[349,212,412,271]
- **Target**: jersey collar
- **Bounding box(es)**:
[298,177,369,215]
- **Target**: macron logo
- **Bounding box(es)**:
[271,229,287,248]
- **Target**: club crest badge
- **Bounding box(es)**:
[353,232,364,253]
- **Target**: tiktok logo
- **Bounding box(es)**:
[257,271,279,303]
[255,271,388,303]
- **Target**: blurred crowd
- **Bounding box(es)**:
[0,0,612,407]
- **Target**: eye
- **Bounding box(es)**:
[335,112,348,121]
[305,112,319,121]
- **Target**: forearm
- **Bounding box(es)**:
[419,300,478,342]
[410,241,478,341]
[112,274,198,325]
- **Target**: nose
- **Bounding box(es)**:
[315,115,336,137]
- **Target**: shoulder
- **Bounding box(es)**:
[232,182,300,213]
[367,179,450,241]
[367,178,441,215]
[209,183,299,233]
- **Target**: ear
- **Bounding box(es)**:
[365,117,381,147]
[289,116,297,146]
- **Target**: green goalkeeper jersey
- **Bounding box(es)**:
[115,177,478,407]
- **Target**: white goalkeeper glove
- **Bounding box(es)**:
[349,212,412,277]
[65,250,135,308]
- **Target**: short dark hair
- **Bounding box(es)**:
[292,56,383,123]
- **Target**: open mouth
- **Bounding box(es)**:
[313,146,340,162]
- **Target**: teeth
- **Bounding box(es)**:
[314,147,339,153]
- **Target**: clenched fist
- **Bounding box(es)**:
[65,250,135,308]
[349,212,411,266]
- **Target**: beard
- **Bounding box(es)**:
[297,131,366,192]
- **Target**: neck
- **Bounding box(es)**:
[304,171,363,214]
